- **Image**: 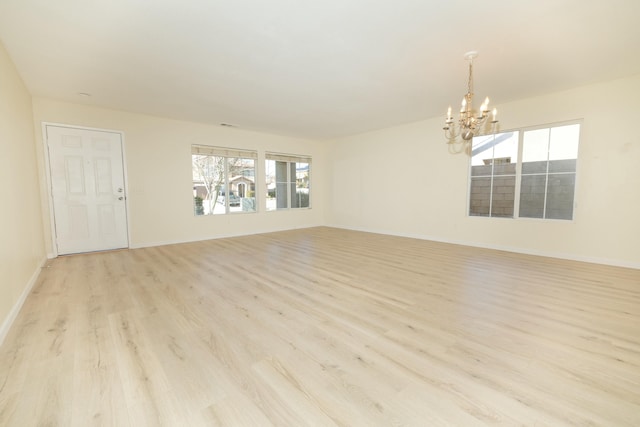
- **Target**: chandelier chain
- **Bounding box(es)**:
[467,61,473,96]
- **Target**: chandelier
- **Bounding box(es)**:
[443,51,497,142]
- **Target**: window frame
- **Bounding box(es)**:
[265,152,312,211]
[191,145,258,216]
[467,120,582,221]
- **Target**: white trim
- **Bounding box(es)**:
[121,133,132,251]
[327,224,640,270]
[0,257,48,347]
[192,144,258,159]
[41,123,57,256]
[265,152,312,163]
[41,122,131,256]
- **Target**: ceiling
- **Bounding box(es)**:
[1,0,639,140]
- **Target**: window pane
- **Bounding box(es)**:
[548,124,579,172]
[549,124,580,160]
[297,192,309,208]
[276,183,288,208]
[266,159,276,211]
[275,161,289,209]
[469,177,491,216]
[192,154,226,215]
[469,131,517,218]
[522,128,549,174]
[548,159,576,173]
[295,162,310,208]
[545,174,576,220]
[290,183,297,207]
[492,161,516,176]
[470,134,495,176]
[522,160,548,174]
[227,157,256,213]
[471,132,518,164]
[491,134,518,176]
[288,163,297,208]
[519,175,546,218]
[522,129,550,159]
[491,175,515,217]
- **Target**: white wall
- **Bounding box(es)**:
[28,76,640,269]
[326,74,640,268]
[0,42,46,343]
[32,99,327,254]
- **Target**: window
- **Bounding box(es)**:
[469,122,580,220]
[520,124,580,220]
[469,131,519,217]
[192,145,257,215]
[265,153,311,211]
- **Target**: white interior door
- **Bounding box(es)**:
[46,125,129,255]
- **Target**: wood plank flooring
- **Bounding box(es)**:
[0,227,639,426]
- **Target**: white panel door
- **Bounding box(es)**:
[47,125,129,255]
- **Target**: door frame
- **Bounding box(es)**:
[42,122,131,257]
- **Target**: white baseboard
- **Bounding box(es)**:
[0,256,48,347]
[328,224,640,270]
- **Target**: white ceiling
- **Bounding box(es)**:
[1,0,639,140]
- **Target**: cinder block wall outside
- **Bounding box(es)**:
[469,160,576,219]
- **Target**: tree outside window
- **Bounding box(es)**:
[192,146,257,215]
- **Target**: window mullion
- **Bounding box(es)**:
[287,161,291,209]
[514,130,524,218]
[488,141,495,217]
[489,172,494,217]
[224,159,230,213]
[542,134,551,219]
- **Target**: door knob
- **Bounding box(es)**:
[118,196,124,201]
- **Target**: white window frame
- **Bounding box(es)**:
[467,120,582,221]
[192,145,258,216]
[265,152,312,211]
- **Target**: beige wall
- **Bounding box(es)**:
[0,42,45,341]
[32,99,327,254]
[327,74,640,268]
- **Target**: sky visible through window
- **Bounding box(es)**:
[472,124,580,165]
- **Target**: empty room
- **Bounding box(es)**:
[1,0,639,425]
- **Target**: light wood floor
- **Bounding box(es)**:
[1,227,639,426]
